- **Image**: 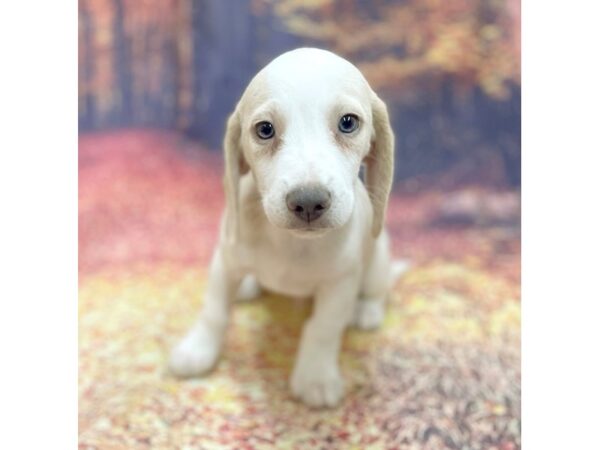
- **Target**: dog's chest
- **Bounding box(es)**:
[249,234,352,298]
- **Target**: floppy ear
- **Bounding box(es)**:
[223,110,249,242]
[365,93,395,237]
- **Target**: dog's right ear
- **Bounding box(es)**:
[223,110,249,243]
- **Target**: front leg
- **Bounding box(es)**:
[169,246,240,377]
[290,275,359,408]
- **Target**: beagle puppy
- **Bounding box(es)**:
[170,48,405,408]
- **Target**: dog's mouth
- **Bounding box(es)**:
[288,225,332,238]
[282,216,337,237]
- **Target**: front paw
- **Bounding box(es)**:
[290,361,345,408]
[168,323,222,377]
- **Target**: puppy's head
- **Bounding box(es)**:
[224,48,394,239]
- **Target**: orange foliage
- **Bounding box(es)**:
[268,0,520,99]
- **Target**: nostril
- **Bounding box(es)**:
[314,204,325,211]
[294,205,304,213]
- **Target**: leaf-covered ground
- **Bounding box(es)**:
[79,130,520,449]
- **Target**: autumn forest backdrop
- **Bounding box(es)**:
[79,0,520,186]
[79,2,521,448]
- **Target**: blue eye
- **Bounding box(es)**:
[256,121,275,139]
[338,114,359,133]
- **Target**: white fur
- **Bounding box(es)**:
[169,48,403,408]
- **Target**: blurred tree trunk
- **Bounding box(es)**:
[175,0,194,130]
[187,0,257,148]
[161,32,178,128]
[113,0,133,125]
[79,0,95,130]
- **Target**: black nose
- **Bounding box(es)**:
[286,186,332,223]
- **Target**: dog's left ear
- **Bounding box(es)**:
[365,92,395,237]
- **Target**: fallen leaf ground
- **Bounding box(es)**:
[79,130,520,449]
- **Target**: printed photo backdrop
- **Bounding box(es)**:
[79,1,521,448]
